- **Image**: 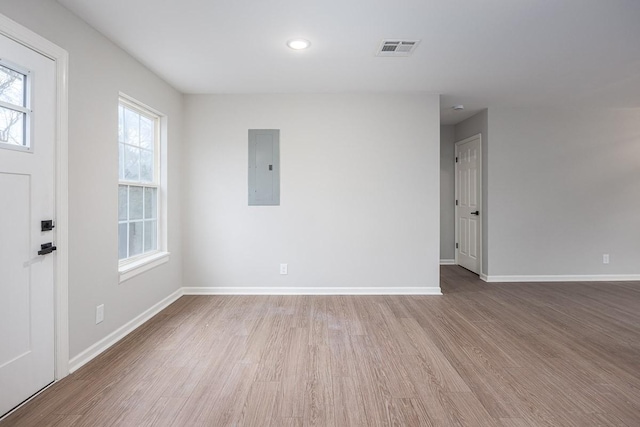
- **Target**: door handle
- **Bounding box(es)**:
[38,242,57,255]
[470,211,480,215]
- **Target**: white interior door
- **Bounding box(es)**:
[0,33,57,417]
[455,135,481,275]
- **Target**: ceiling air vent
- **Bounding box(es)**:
[376,39,421,57]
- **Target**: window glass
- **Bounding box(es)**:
[118,223,128,260]
[0,64,28,148]
[129,186,144,220]
[144,187,157,219]
[0,64,25,106]
[140,149,153,183]
[129,221,143,257]
[144,221,157,252]
[124,144,140,181]
[124,108,139,146]
[140,116,153,149]
[0,107,25,146]
[118,185,128,221]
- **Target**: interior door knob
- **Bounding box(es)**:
[471,211,480,215]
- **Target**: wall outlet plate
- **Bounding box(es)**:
[96,304,104,324]
[280,264,288,275]
[603,254,610,264]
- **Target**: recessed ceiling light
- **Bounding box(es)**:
[287,39,311,50]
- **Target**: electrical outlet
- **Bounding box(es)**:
[96,304,104,324]
[280,263,288,275]
[602,254,610,264]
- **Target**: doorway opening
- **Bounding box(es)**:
[454,134,482,275]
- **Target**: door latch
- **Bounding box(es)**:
[41,220,55,232]
[38,242,57,255]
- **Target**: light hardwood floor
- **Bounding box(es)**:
[3,266,640,426]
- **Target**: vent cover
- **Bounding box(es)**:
[376,39,421,57]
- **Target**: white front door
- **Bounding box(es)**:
[0,33,56,417]
[455,135,482,275]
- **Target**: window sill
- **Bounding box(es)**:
[119,251,170,283]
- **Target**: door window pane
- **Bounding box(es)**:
[0,65,25,106]
[0,107,25,146]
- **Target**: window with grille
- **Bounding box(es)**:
[118,97,160,262]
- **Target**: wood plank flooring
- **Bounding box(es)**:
[3,266,640,426]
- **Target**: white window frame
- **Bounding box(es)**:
[118,94,169,282]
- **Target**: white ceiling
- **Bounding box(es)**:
[57,0,640,124]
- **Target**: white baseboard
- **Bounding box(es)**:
[63,268,638,376]
[440,259,455,265]
[68,288,183,373]
[483,274,640,283]
[182,286,442,295]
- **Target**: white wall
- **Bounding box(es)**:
[0,0,183,358]
[183,94,440,291]
[487,107,640,277]
[440,125,455,261]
